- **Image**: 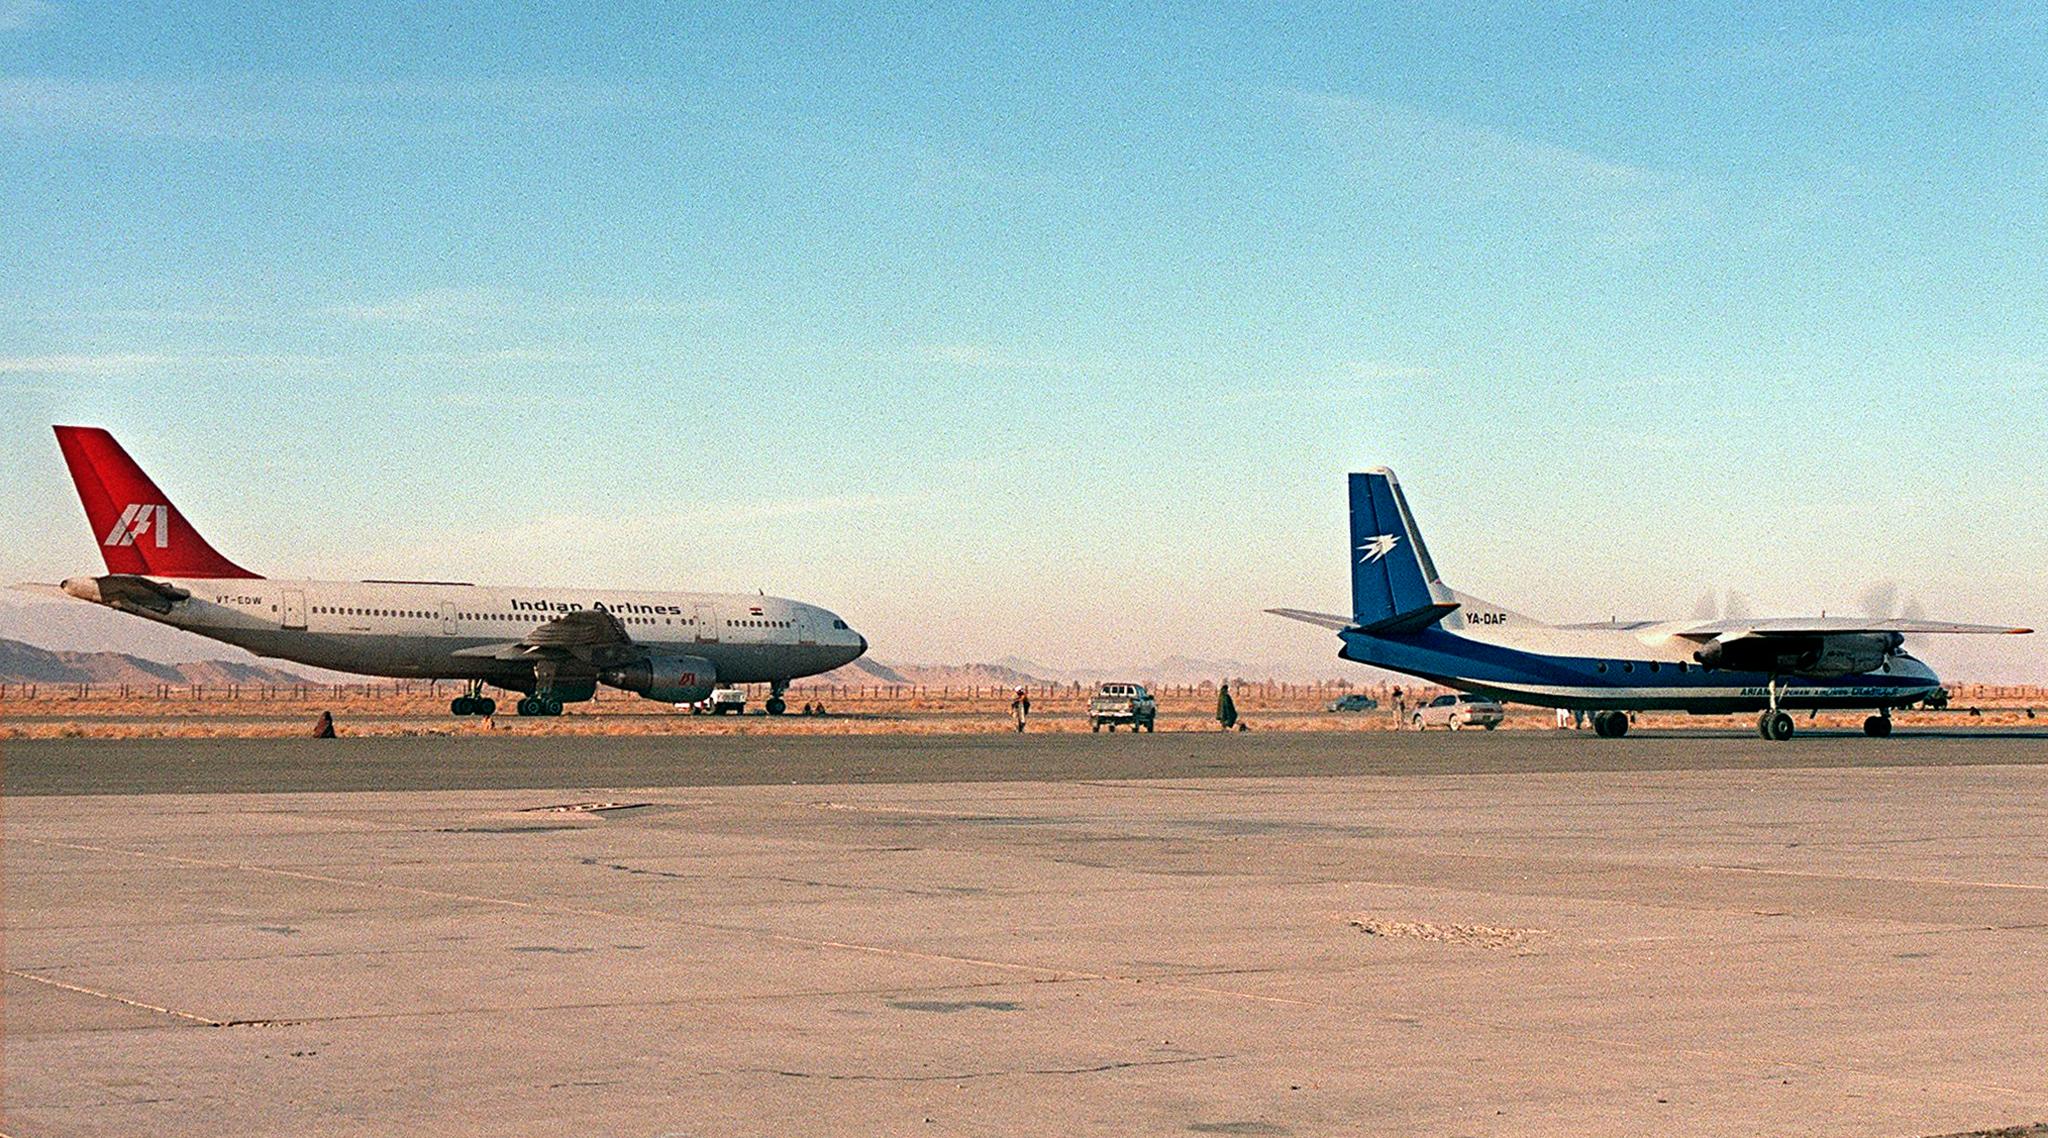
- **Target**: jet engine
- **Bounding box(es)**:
[598,654,718,703]
[1694,633,1899,678]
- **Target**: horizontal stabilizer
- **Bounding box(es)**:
[11,582,70,599]
[1265,608,1355,631]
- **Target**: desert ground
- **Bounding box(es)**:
[2,679,2043,738]
[8,731,2048,1137]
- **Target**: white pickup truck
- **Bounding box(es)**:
[1089,683,1158,732]
[682,687,748,715]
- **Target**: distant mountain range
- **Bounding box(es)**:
[1,592,1372,690]
[0,636,319,687]
[0,593,360,683]
[812,653,1372,687]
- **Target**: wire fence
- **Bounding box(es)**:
[2,679,2044,705]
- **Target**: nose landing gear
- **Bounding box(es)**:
[1864,710,1893,737]
[765,680,789,717]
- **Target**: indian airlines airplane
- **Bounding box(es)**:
[36,426,868,717]
[1271,469,2031,740]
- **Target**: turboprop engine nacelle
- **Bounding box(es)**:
[599,655,718,704]
[1695,633,1899,678]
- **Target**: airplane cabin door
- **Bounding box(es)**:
[439,601,458,635]
[281,589,307,630]
[694,603,719,643]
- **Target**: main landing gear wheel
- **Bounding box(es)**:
[450,682,496,717]
[1864,713,1893,737]
[1758,711,1795,741]
[1592,711,1628,738]
[517,696,563,717]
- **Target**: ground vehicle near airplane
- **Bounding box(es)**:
[38,427,866,717]
[696,687,747,715]
[1326,693,1380,712]
[1089,683,1157,732]
[1412,693,1502,730]
[1271,469,2030,741]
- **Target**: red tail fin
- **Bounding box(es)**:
[53,426,262,579]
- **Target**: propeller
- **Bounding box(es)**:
[1691,589,1755,622]
[1857,581,1927,623]
[1858,580,1927,660]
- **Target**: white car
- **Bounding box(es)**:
[1411,693,1504,731]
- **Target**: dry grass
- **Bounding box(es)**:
[1,684,2043,739]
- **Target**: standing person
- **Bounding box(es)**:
[1216,682,1238,731]
[1392,686,1406,719]
[1011,687,1031,732]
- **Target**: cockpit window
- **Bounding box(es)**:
[832,620,847,629]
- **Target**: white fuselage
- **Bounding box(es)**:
[75,576,867,691]
[1339,591,1942,713]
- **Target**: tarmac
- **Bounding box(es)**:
[8,731,2048,1136]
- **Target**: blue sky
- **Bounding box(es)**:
[3,3,2044,677]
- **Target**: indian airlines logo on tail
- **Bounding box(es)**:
[104,503,168,548]
[1356,534,1400,563]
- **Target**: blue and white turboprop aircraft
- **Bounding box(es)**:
[1270,469,2032,740]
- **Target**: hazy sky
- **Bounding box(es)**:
[4,3,2044,678]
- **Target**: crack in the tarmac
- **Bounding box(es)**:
[746,1053,1230,1082]
[581,855,988,897]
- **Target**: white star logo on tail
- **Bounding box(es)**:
[1357,533,1400,563]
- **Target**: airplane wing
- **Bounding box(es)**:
[1665,617,2032,641]
[451,609,641,664]
[1264,608,1356,631]
[521,608,632,648]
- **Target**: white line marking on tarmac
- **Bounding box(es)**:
[1700,864,2048,892]
[5,967,226,1027]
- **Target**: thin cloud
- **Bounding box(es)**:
[321,287,509,325]
[0,352,168,375]
[0,0,57,32]
[1220,361,1438,405]
[1286,89,1714,246]
[0,74,651,140]
[913,342,1112,374]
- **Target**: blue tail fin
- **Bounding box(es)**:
[1350,468,1458,632]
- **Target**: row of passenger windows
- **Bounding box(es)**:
[313,606,791,630]
[1595,661,1700,674]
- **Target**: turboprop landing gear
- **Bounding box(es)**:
[1864,710,1893,737]
[766,681,789,717]
[1592,711,1629,738]
[1756,677,1795,740]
